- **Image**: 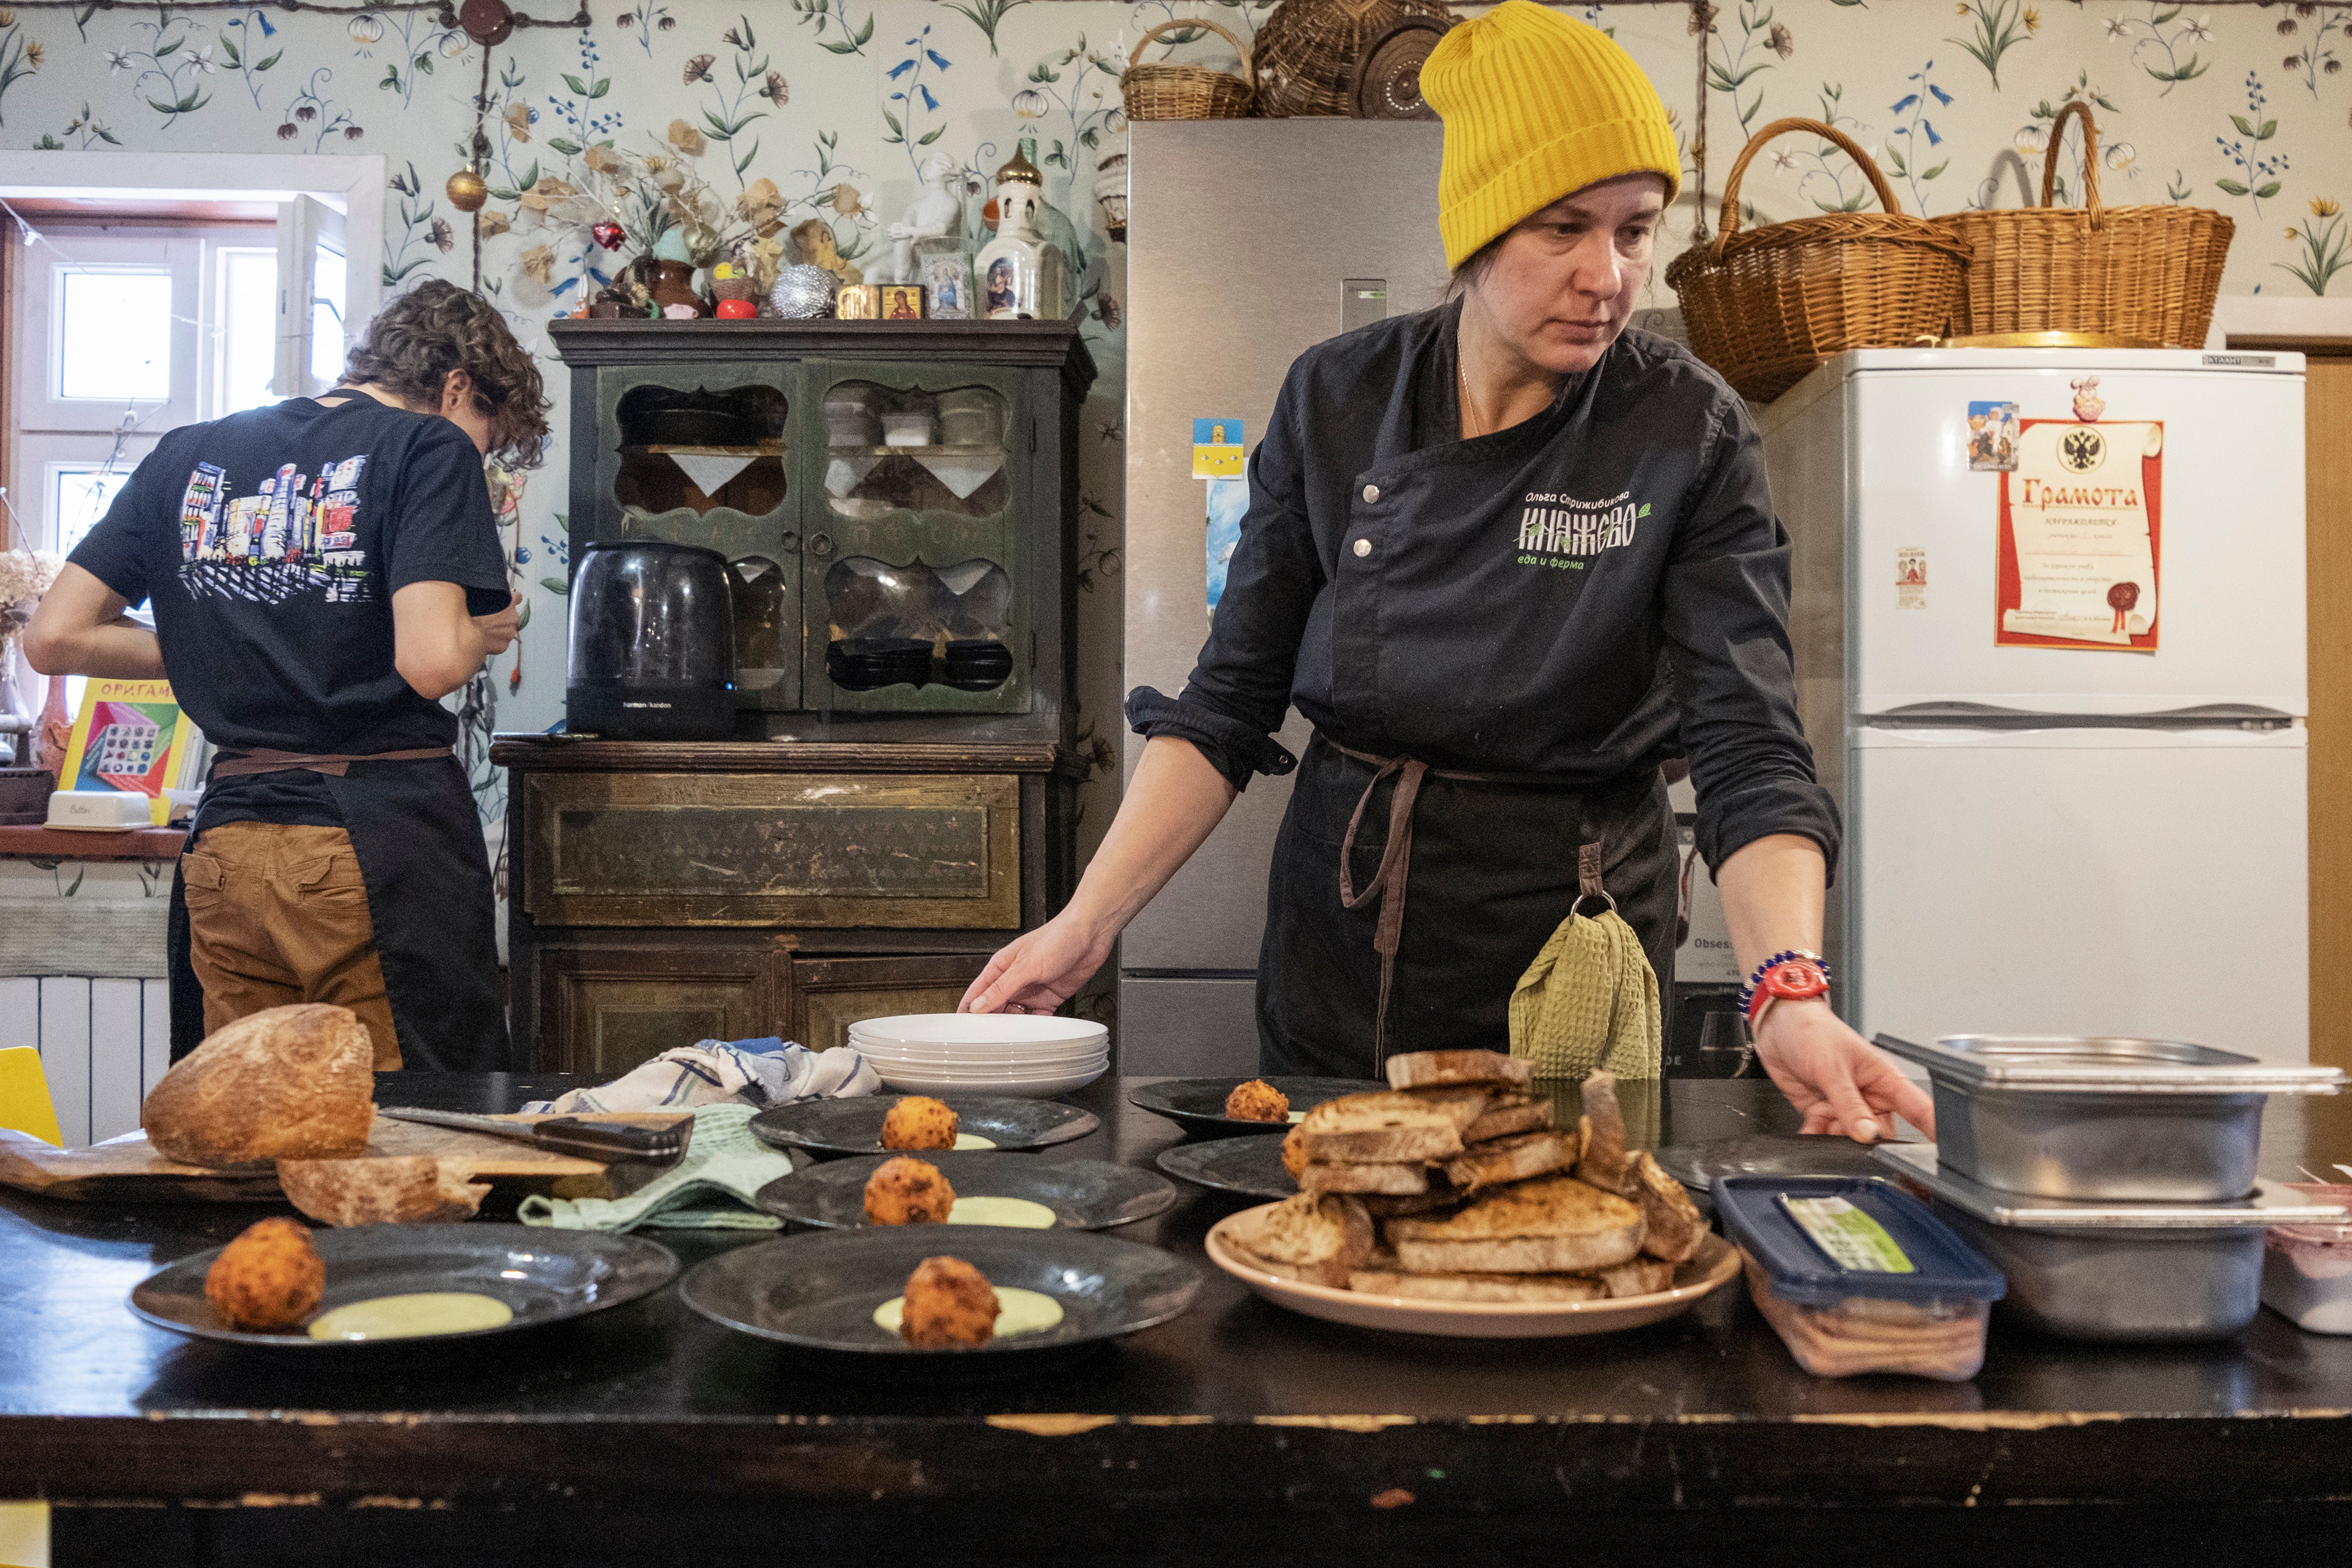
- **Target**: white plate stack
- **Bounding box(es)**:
[848,1014,1110,1098]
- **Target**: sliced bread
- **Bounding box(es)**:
[1635,1151,1707,1263]
[1348,1268,1606,1303]
[1385,1174,1645,1275]
[1232,1192,1374,1288]
[1301,1160,1429,1196]
[276,1155,490,1226]
[1464,1095,1552,1145]
[1358,1188,1464,1218]
[1440,1129,1576,1191]
[1385,1049,1533,1093]
[1574,1071,1639,1199]
[1295,1092,1464,1164]
[1594,1256,1678,1299]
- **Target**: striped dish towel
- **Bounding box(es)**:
[520,1037,880,1114]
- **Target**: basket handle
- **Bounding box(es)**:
[2037,99,2106,229]
[1710,117,1905,262]
[1130,17,1257,91]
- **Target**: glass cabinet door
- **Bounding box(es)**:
[800,360,1031,714]
[590,366,803,711]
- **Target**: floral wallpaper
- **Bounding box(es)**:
[0,1,2346,962]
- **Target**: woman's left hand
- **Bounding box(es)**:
[1750,998,1935,1143]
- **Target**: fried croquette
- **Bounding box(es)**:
[1281,1124,1311,1182]
[880,1095,959,1151]
[899,1255,1000,1347]
[1224,1078,1290,1122]
[204,1216,326,1331]
[864,1156,958,1225]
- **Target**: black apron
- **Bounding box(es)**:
[168,750,514,1069]
[1257,734,1679,1080]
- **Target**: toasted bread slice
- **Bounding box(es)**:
[1296,1092,1464,1164]
[1575,1072,1639,1198]
[1233,1193,1374,1288]
[1348,1268,1606,1303]
[1385,1049,1533,1093]
[1395,1084,1497,1133]
[1300,1160,1430,1195]
[1385,1174,1645,1275]
[1595,1256,1678,1298]
[1358,1188,1464,1218]
[1635,1151,1707,1263]
[1441,1129,1576,1191]
[1464,1095,1552,1145]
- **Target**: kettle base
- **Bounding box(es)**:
[566,683,738,741]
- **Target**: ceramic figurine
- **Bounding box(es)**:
[974,145,1064,322]
[649,228,708,320]
[881,149,964,286]
[791,218,864,286]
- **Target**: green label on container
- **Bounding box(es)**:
[1779,1195,1915,1273]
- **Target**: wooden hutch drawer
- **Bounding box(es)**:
[522,771,1020,928]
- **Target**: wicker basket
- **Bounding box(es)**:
[1122,19,1255,122]
[1251,0,1454,119]
[1933,101,2233,347]
[1665,118,1972,404]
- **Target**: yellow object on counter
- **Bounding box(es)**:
[307,1292,515,1341]
[1508,900,1661,1081]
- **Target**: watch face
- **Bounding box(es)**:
[1767,961,1828,998]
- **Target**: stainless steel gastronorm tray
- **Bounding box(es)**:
[1875,1035,2344,1202]
[1872,1142,2349,1228]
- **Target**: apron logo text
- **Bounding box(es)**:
[1514,491,1650,566]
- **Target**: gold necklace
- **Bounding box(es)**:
[1457,353,1482,439]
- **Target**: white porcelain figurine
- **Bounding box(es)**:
[973,145,1064,322]
[881,149,964,287]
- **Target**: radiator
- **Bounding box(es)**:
[0,977,175,1148]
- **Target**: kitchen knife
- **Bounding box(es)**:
[377,1106,688,1164]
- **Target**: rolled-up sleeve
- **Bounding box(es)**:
[1660,399,1842,880]
[1125,362,1322,793]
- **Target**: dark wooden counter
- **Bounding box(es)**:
[7,1075,2352,1567]
[0,824,185,861]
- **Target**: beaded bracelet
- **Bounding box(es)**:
[1735,949,1832,1014]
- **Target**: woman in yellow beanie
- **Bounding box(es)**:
[966,1,1928,1144]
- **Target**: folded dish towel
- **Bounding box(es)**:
[520,1037,878,1115]
[1509,847,1662,1081]
[517,1104,794,1231]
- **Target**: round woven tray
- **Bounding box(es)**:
[1122,18,1255,122]
[1252,0,1454,119]
[1932,101,2233,347]
[1665,118,1972,404]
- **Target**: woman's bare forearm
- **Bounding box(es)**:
[1062,735,1240,941]
[1715,832,1828,978]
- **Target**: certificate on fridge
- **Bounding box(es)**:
[1996,420,2163,653]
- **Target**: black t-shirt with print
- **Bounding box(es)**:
[69,393,508,824]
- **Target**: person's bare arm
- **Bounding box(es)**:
[1716,832,1935,1141]
[391,582,520,701]
[21,564,165,680]
[960,735,1239,1014]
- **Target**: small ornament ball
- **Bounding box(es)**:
[445,168,489,214]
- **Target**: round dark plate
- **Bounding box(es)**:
[747,1095,1100,1158]
[1155,1134,1297,1201]
[1126,1076,1385,1136]
[754,1151,1178,1231]
[679,1224,1199,1355]
[128,1223,679,1349]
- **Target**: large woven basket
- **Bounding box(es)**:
[1122,19,1255,122]
[1933,101,2233,346]
[1665,118,1972,404]
[1251,0,1454,119]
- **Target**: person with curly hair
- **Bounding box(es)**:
[26,279,553,1072]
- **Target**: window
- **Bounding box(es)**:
[56,268,174,402]
[309,240,346,391]
[216,247,278,417]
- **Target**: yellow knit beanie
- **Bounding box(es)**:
[1421,0,1682,270]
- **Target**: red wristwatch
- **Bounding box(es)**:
[1746,956,1830,1029]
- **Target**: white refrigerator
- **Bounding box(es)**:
[1757,349,2310,1065]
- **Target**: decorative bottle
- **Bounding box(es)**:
[973,145,1064,322]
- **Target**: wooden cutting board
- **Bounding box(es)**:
[0,1109,696,1203]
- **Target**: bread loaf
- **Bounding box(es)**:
[142,1004,375,1168]
[276,1155,489,1226]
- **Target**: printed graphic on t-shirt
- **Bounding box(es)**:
[175,454,372,604]
[1514,489,1651,571]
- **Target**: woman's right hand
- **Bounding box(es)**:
[960,908,1116,1015]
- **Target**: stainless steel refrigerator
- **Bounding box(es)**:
[1121,121,1449,1074]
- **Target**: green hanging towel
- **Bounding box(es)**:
[1509,842,1662,1081]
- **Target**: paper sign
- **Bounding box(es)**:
[1192,416,1244,479]
[1897,546,1926,610]
[1966,400,2019,472]
[1996,420,2163,652]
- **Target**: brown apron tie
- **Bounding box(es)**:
[209,746,452,778]
[1332,743,1585,1066]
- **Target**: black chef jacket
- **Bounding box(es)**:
[1128,302,1838,879]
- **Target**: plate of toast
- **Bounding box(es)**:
[1202,1052,1739,1338]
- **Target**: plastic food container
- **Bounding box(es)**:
[2263,1182,2352,1334]
[823,393,881,449]
[881,411,937,448]
[1716,1175,2004,1381]
[1876,1142,2348,1342]
[1874,1034,2343,1202]
[936,389,999,447]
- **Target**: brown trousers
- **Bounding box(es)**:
[179,821,403,1068]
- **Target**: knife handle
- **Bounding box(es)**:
[532,1116,687,1164]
